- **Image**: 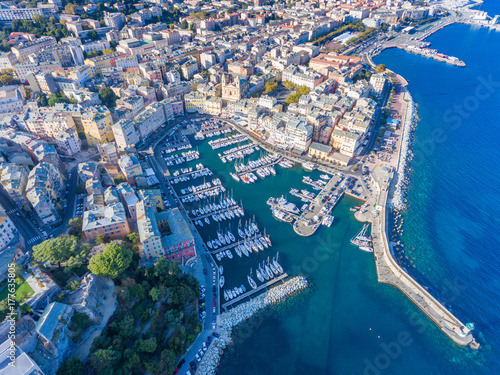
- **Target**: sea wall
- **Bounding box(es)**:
[195,276,308,375]
[391,90,416,210]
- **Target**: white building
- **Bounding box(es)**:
[56,128,81,157]
[284,118,313,153]
[112,119,140,150]
[258,95,277,110]
[0,212,16,251]
[0,85,24,114]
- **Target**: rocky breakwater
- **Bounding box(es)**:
[195,276,308,375]
[392,90,416,210]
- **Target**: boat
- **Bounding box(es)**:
[255,267,264,282]
[205,217,210,224]
[272,209,293,223]
[218,232,226,245]
[248,271,257,289]
[260,264,269,281]
[219,276,225,288]
[320,174,330,180]
[219,265,223,275]
[198,220,203,227]
[265,263,274,279]
[207,240,213,249]
[234,245,242,257]
[273,254,284,274]
[224,290,228,301]
[359,246,374,253]
[230,172,240,182]
[226,249,233,259]
[302,161,316,171]
[228,231,236,242]
[228,290,233,299]
[241,243,249,257]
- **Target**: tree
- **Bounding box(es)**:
[375,64,386,73]
[88,243,133,279]
[127,232,140,244]
[65,3,76,15]
[32,235,80,268]
[114,174,126,184]
[154,349,176,375]
[264,81,278,94]
[102,48,113,55]
[39,93,48,106]
[68,217,83,230]
[88,30,98,41]
[180,20,188,29]
[57,358,84,375]
[0,74,13,85]
[136,337,157,353]
[89,348,119,373]
[98,87,117,109]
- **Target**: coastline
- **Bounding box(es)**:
[195,276,309,375]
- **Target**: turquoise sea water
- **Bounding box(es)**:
[214,21,500,375]
[172,16,500,375]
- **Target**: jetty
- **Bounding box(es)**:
[221,273,288,310]
[396,45,466,67]
[355,170,478,348]
[179,185,224,199]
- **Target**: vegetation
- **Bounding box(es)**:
[57,358,85,375]
[375,64,387,73]
[0,69,14,85]
[284,82,310,104]
[0,275,34,321]
[98,87,118,109]
[263,81,278,94]
[32,235,90,269]
[88,243,133,280]
[7,16,71,41]
[68,217,83,236]
[311,21,366,45]
[88,257,201,374]
[114,174,126,184]
[69,311,90,343]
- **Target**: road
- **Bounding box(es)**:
[140,117,220,374]
[0,185,42,251]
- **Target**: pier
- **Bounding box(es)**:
[355,175,478,348]
[180,185,224,199]
[237,157,282,177]
[169,167,211,180]
[221,273,289,310]
[396,45,466,67]
[208,234,270,255]
[189,204,241,221]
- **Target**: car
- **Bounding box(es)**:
[212,307,216,313]
[212,322,216,329]
[198,349,204,358]
[212,332,219,338]
[189,361,196,370]
[195,354,201,362]
[207,335,213,344]
[177,359,185,368]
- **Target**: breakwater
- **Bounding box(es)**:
[195,276,308,375]
[391,90,416,210]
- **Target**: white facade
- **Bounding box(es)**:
[0,214,16,251]
[0,86,24,114]
[112,119,140,150]
[56,128,81,157]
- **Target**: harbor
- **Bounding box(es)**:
[397,45,466,67]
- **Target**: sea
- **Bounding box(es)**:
[173,9,500,374]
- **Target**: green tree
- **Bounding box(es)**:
[114,174,126,184]
[375,64,386,73]
[32,235,80,268]
[0,74,13,85]
[180,20,188,29]
[66,280,81,291]
[68,217,83,230]
[39,93,48,106]
[88,243,133,279]
[65,3,76,15]
[264,81,278,94]
[89,348,119,373]
[95,234,108,245]
[136,337,157,353]
[154,349,177,375]
[98,87,117,109]
[127,232,140,244]
[57,358,84,375]
[88,30,98,41]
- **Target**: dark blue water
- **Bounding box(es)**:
[373,22,500,374]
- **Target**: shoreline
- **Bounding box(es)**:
[195,276,309,375]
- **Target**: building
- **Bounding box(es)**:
[369,73,388,98]
[205,96,222,116]
[104,12,126,30]
[181,61,198,80]
[81,105,114,146]
[282,65,325,90]
[112,119,140,151]
[133,101,166,139]
[23,108,76,141]
[0,164,29,211]
[157,208,196,261]
[26,162,64,225]
[136,199,162,257]
[222,74,246,103]
[33,72,57,94]
[55,128,81,157]
[118,154,143,183]
[82,202,130,241]
[0,339,44,375]
[330,128,360,158]
[0,211,16,251]
[98,142,119,165]
[0,85,24,114]
[184,92,206,113]
[284,118,313,153]
[11,36,57,63]
[308,141,332,160]
[77,162,100,184]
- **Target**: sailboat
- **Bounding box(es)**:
[248,270,258,289]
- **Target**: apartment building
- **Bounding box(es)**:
[0,164,29,211]
[81,105,115,146]
[82,202,130,242]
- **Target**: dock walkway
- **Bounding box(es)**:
[237,158,282,177]
[190,204,241,221]
[222,273,288,310]
[355,182,477,348]
[168,168,211,180]
[180,185,224,199]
